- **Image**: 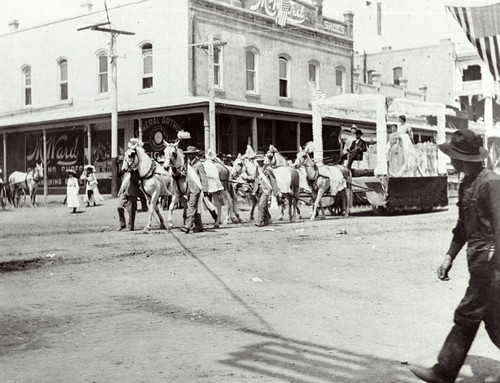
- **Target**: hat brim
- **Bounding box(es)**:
[66,170,77,175]
[184,150,200,154]
[438,143,489,162]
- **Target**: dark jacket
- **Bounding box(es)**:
[349,138,368,161]
[186,157,208,195]
[447,169,500,275]
[127,169,141,197]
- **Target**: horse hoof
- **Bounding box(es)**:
[309,217,315,222]
[159,224,166,230]
[213,224,220,229]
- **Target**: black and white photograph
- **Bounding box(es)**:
[1,0,500,382]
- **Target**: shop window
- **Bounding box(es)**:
[393,66,402,86]
[279,56,290,98]
[335,67,345,95]
[22,65,32,106]
[246,48,258,92]
[58,59,68,100]
[141,43,153,89]
[462,65,481,81]
[97,52,108,94]
[309,61,319,91]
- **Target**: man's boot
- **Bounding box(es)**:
[128,206,136,231]
[117,207,126,231]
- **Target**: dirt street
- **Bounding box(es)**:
[1,198,499,383]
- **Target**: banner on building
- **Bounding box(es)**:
[26,129,84,187]
[447,3,500,81]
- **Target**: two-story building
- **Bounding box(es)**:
[0,0,354,193]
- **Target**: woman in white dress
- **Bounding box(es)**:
[397,115,415,161]
[80,165,103,207]
[66,169,80,214]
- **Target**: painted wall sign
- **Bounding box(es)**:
[249,0,310,26]
[323,18,347,36]
[141,116,183,160]
[26,129,84,187]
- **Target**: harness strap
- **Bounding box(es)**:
[141,163,156,180]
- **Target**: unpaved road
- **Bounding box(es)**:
[1,198,499,383]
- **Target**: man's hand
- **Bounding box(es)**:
[437,254,453,281]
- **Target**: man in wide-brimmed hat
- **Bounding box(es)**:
[410,129,500,383]
[180,146,209,234]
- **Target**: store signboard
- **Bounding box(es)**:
[141,116,183,161]
[26,129,84,187]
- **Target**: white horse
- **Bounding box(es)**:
[232,153,260,221]
[294,142,352,220]
[122,142,172,231]
[164,141,239,229]
[264,145,300,222]
[8,163,44,207]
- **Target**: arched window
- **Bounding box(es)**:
[246,48,258,92]
[309,61,319,90]
[141,43,153,89]
[97,51,108,94]
[58,59,68,100]
[335,67,345,95]
[393,66,403,85]
[279,56,290,98]
[22,66,32,106]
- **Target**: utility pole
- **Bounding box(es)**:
[78,21,134,197]
[196,35,227,154]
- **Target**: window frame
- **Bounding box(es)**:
[141,42,153,90]
[393,66,403,86]
[97,51,109,95]
[22,65,32,106]
[335,66,345,95]
[279,55,290,98]
[308,61,320,91]
[245,47,259,94]
[213,45,223,89]
[57,58,68,101]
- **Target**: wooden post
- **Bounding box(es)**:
[296,121,301,150]
[2,133,6,182]
[207,34,216,154]
[43,129,48,205]
[138,118,143,142]
[252,117,258,152]
[87,124,92,164]
[203,111,210,152]
[110,33,118,197]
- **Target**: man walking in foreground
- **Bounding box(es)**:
[410,129,500,383]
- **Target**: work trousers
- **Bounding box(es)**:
[117,193,137,230]
[184,192,203,231]
[256,190,271,226]
[434,248,500,381]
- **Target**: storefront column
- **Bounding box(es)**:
[43,129,48,204]
[138,118,143,142]
[251,117,258,152]
[3,133,7,182]
[87,124,92,164]
[271,120,276,147]
[296,122,301,150]
[231,117,238,154]
[203,111,210,152]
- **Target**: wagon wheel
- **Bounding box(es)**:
[13,188,26,208]
[0,185,7,210]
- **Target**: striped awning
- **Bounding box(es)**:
[447,3,500,81]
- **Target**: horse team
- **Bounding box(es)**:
[122,137,352,232]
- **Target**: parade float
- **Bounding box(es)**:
[312,94,449,213]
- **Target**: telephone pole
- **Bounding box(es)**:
[196,35,227,154]
[78,21,134,197]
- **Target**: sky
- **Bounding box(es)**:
[0,0,498,53]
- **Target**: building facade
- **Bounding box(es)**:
[0,0,354,193]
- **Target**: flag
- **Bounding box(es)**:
[447,4,500,81]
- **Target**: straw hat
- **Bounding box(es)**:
[66,169,77,176]
[84,165,96,172]
[184,146,201,154]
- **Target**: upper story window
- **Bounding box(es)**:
[58,59,68,100]
[309,61,319,90]
[367,70,375,84]
[246,48,258,92]
[462,65,482,81]
[214,46,223,88]
[279,56,290,98]
[393,66,403,86]
[141,43,153,89]
[335,67,345,95]
[97,52,108,94]
[22,66,32,106]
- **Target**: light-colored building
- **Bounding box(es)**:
[0,0,355,193]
